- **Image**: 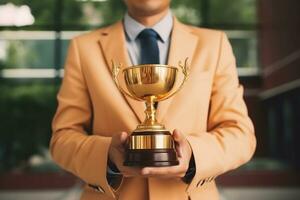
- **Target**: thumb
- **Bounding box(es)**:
[173,129,185,144]
[112,131,128,147]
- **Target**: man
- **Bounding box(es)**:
[50,0,256,199]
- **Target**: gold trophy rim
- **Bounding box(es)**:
[123,64,178,102]
[122,64,178,72]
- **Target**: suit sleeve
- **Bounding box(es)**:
[49,38,118,198]
[186,32,257,192]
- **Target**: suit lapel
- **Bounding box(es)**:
[157,18,199,123]
[98,21,145,123]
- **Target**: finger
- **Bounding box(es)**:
[143,169,184,178]
[141,166,183,177]
[123,173,135,177]
[120,131,128,144]
[173,129,185,144]
[141,167,168,176]
[173,129,185,156]
[111,132,128,147]
[122,167,143,177]
[175,143,183,158]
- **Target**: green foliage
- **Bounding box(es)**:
[5,41,38,68]
[62,0,85,25]
[95,0,126,26]
[3,40,54,68]
[1,0,256,28]
[209,0,257,24]
[0,82,58,171]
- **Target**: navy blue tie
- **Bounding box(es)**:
[138,28,160,64]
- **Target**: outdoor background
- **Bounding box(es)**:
[0,0,299,200]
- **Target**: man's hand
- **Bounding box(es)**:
[108,129,192,179]
[141,129,192,178]
[108,131,143,177]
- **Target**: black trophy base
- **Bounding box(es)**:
[124,148,179,167]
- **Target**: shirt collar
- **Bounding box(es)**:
[124,10,173,43]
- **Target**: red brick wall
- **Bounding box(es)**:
[258,0,300,89]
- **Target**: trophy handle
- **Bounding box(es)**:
[159,58,190,101]
[111,60,142,101]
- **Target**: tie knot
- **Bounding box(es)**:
[138,28,159,39]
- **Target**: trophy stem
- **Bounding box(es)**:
[144,96,157,125]
[136,96,165,131]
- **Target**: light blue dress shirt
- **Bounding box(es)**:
[123,10,173,65]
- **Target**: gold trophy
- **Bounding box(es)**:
[112,59,189,167]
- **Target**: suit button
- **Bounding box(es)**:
[95,186,105,193]
[196,179,205,187]
[88,184,105,193]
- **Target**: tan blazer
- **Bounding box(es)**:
[50,17,256,200]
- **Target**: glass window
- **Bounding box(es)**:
[0,38,55,68]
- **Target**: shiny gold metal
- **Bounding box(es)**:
[123,64,178,101]
[129,134,174,149]
[112,59,189,133]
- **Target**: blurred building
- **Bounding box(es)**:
[0,0,299,199]
[259,0,300,168]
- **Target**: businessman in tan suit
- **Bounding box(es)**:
[50,0,257,199]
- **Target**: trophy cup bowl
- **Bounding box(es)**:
[112,59,189,167]
[124,65,177,101]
